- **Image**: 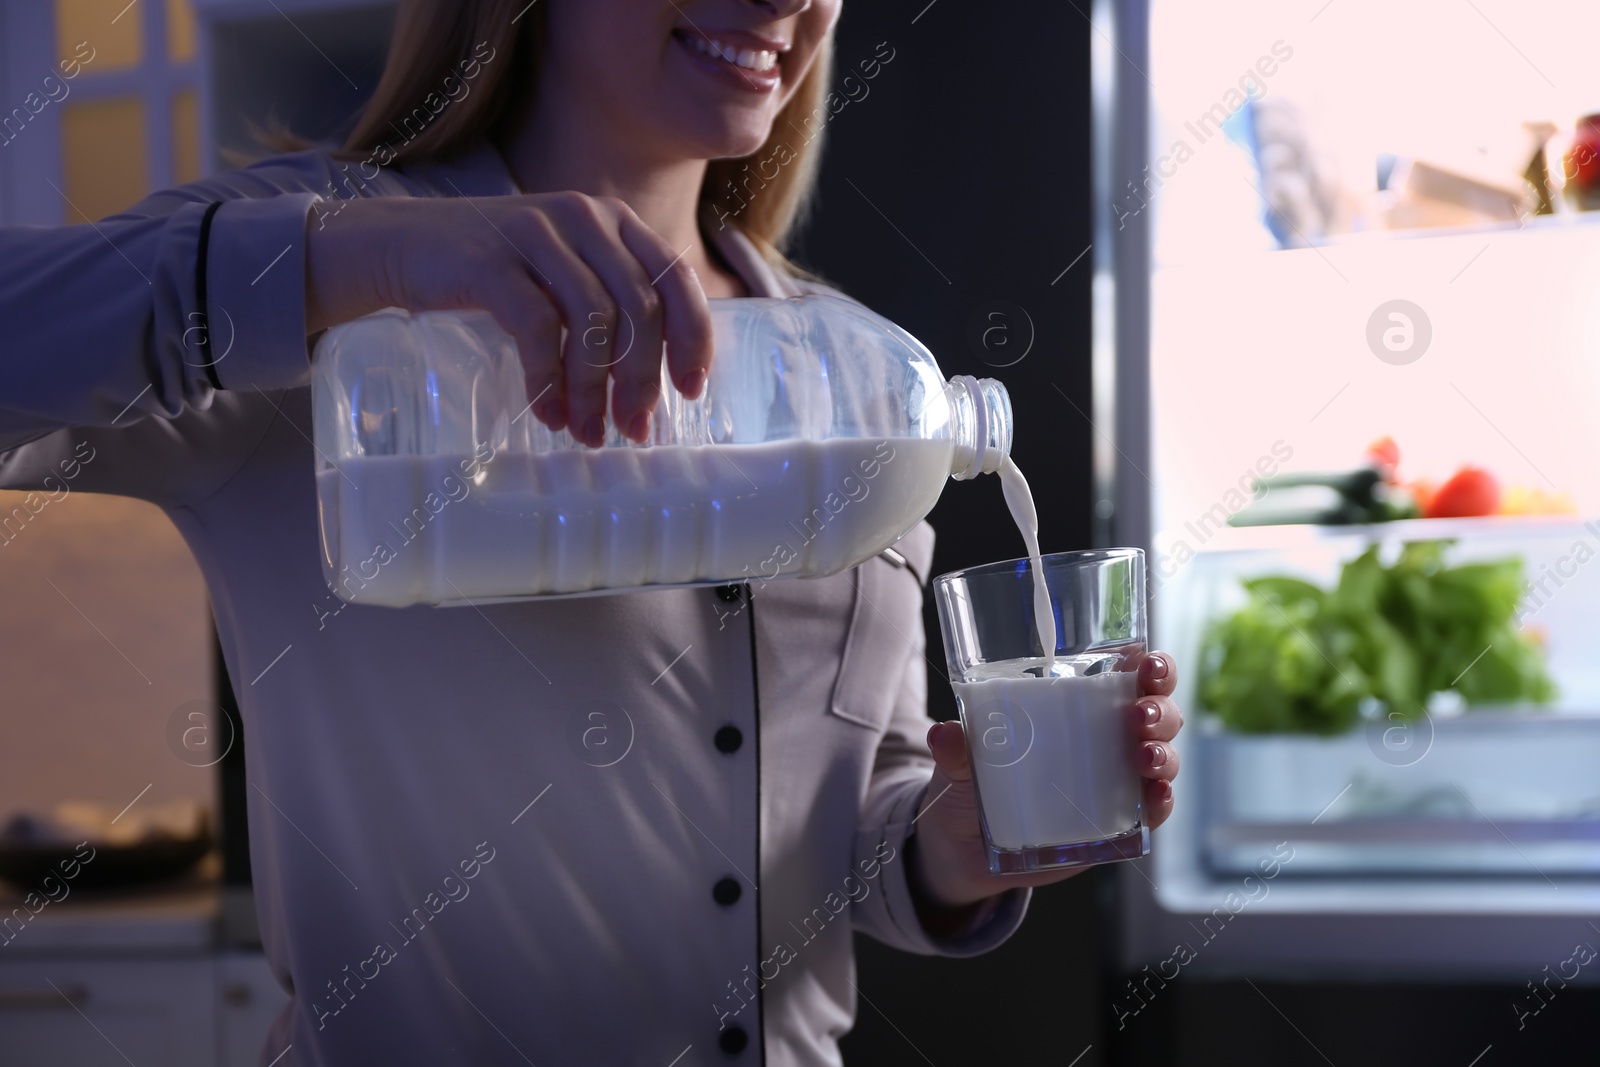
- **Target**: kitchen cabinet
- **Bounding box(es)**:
[217,951,290,1067]
[0,958,217,1065]
[0,878,286,1066]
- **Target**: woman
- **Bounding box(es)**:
[0,1,1184,1064]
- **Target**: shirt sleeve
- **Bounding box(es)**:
[0,150,339,505]
[849,524,1032,957]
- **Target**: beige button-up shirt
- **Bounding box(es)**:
[0,137,1029,1066]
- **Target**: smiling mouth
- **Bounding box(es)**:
[674,30,783,74]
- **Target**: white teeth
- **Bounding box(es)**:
[686,34,778,72]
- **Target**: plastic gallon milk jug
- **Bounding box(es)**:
[311,294,1013,606]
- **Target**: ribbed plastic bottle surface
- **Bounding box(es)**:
[312,297,1009,605]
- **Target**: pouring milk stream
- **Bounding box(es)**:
[997,456,1056,671]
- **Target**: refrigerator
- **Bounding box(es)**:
[1098,0,1600,1001]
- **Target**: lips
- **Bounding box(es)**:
[671,27,789,93]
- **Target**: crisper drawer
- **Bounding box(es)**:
[1165,517,1600,880]
[0,958,216,1066]
[1202,712,1600,876]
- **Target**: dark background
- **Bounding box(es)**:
[791,2,1115,1064]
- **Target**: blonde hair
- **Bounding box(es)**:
[269,0,832,271]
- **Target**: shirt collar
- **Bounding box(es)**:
[400,137,799,300]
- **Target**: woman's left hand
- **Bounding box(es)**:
[907,650,1183,917]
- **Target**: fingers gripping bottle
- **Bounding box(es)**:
[311,294,1013,607]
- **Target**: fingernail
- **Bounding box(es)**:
[538,397,565,430]
[1139,701,1161,727]
[1146,654,1169,681]
[627,411,650,442]
[1144,742,1168,769]
[1154,779,1173,801]
[682,368,707,399]
[583,415,606,446]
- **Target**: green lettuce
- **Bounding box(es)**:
[1198,540,1555,735]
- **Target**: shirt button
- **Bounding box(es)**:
[715,584,742,602]
[712,877,742,906]
[719,1026,749,1054]
[714,725,743,754]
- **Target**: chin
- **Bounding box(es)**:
[669,109,778,164]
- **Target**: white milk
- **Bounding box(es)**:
[317,437,954,606]
[997,457,1057,668]
[954,658,1141,850]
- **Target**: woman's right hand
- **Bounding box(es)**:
[305,193,713,447]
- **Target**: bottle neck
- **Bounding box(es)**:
[946,375,1014,480]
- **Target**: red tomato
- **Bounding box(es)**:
[1366,435,1401,480]
[1425,466,1500,518]
[1566,117,1600,192]
[1409,479,1435,514]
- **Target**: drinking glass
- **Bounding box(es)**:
[933,549,1148,873]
